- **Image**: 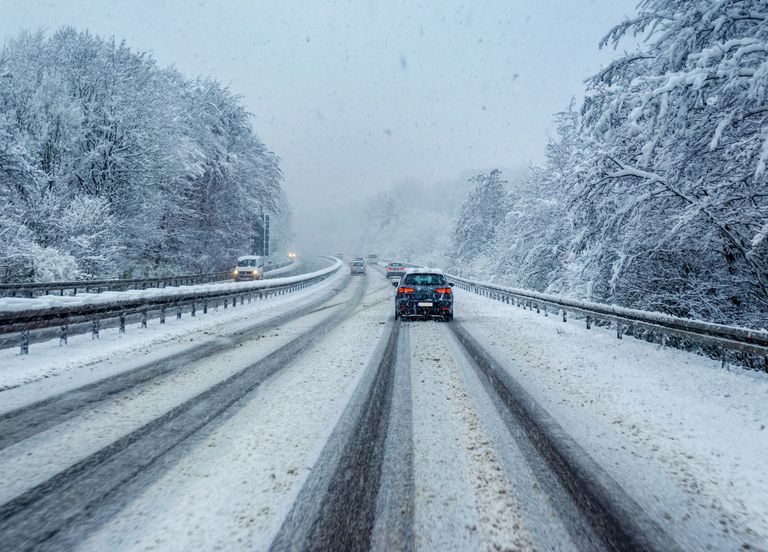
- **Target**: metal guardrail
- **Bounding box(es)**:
[0,272,231,298]
[0,261,294,298]
[0,260,337,354]
[449,274,768,367]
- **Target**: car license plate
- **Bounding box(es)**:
[417,301,433,307]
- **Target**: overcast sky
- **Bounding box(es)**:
[0,0,638,248]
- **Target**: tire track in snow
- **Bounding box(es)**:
[449,319,682,552]
[269,317,414,551]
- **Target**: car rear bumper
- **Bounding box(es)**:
[396,299,452,317]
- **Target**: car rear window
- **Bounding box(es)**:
[402,274,446,286]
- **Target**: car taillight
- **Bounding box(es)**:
[387,267,392,270]
[435,288,452,294]
[398,287,415,293]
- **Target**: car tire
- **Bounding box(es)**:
[444,313,453,322]
[394,310,400,320]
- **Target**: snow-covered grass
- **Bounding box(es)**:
[455,288,768,550]
[0,258,339,313]
[0,267,346,402]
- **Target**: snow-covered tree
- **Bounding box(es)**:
[452,169,509,272]
[0,27,287,281]
[449,1,768,326]
[570,0,768,322]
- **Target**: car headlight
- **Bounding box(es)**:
[233,270,239,276]
[252,270,259,276]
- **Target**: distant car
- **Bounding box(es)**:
[385,262,407,279]
[367,254,378,263]
[393,269,453,321]
[233,255,266,281]
[335,252,344,260]
[350,259,366,275]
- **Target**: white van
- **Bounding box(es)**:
[233,255,267,281]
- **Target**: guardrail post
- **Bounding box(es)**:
[59,324,68,345]
[141,311,148,328]
[224,297,228,309]
[177,307,182,319]
[721,349,729,371]
[240,295,244,305]
[191,303,196,317]
[203,300,208,314]
[160,307,166,324]
[562,310,567,323]
[92,318,100,340]
[543,305,547,317]
[616,323,623,339]
[586,316,591,330]
[661,333,666,349]
[20,330,29,355]
[536,304,540,314]
[119,312,126,333]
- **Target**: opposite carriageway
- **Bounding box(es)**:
[0,261,294,298]
[0,258,335,354]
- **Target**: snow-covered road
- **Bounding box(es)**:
[0,268,765,551]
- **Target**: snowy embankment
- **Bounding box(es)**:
[456,288,768,549]
[0,258,338,314]
[0,262,345,395]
